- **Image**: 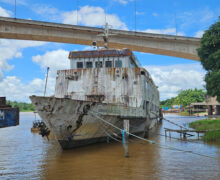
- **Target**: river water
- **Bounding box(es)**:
[0,112,220,179]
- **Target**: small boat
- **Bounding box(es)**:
[0,97,19,128]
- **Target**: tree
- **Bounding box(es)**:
[160,89,206,107]
[174,89,206,107]
[197,17,220,102]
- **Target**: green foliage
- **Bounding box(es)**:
[189,119,220,141]
[197,18,220,102]
[7,101,35,112]
[202,131,220,141]
[205,71,220,102]
[179,111,190,116]
[160,97,175,108]
[160,88,206,107]
[189,119,220,130]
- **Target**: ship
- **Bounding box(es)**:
[30,25,160,149]
[0,97,19,128]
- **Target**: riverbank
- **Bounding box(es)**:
[178,111,208,116]
[189,119,220,141]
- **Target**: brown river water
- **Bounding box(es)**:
[0,112,220,180]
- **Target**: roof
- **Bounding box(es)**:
[69,48,133,58]
[68,48,139,67]
[190,102,207,106]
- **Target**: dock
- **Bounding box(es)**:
[164,128,220,139]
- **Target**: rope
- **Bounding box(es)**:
[103,129,122,143]
[89,110,215,159]
[89,110,155,144]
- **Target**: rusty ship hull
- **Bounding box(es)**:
[30,48,160,149]
[30,96,158,149]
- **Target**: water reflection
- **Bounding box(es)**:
[0,113,219,179]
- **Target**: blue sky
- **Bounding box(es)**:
[0,0,219,102]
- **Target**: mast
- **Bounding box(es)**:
[103,23,109,49]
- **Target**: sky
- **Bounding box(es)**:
[0,0,219,102]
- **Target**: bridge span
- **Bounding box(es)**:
[0,17,200,61]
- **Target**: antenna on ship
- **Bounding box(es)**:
[44,67,50,96]
[103,23,110,49]
[97,23,116,49]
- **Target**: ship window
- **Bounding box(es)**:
[95,61,103,68]
[86,62,93,68]
[115,60,122,68]
[141,71,145,75]
[105,61,112,68]
[77,62,83,69]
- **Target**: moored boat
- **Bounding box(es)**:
[30,47,160,149]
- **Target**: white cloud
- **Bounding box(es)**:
[113,0,134,5]
[0,39,46,81]
[31,4,60,21]
[62,6,127,30]
[194,30,204,38]
[0,48,65,102]
[143,63,206,100]
[0,75,56,102]
[142,28,185,36]
[152,13,158,17]
[32,49,69,76]
[0,6,11,17]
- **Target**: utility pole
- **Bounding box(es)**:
[14,0,16,18]
[174,13,177,36]
[134,0,136,32]
[76,0,79,25]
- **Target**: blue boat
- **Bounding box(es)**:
[0,97,19,128]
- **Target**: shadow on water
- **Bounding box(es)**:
[0,112,220,179]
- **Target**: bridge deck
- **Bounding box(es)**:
[0,17,200,60]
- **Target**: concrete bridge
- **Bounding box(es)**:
[0,17,200,61]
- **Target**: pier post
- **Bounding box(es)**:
[216,105,220,115]
[208,105,213,116]
[122,120,129,158]
[106,136,110,143]
[180,127,182,139]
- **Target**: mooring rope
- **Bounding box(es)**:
[89,110,215,159]
[89,110,155,144]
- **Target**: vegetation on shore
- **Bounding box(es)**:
[7,101,35,112]
[197,17,220,102]
[189,119,220,141]
[179,111,190,116]
[160,88,206,108]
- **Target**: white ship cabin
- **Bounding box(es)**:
[69,48,139,69]
[55,48,159,108]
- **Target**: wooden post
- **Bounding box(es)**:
[122,120,129,158]
[216,105,220,115]
[208,105,213,116]
[106,136,110,143]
